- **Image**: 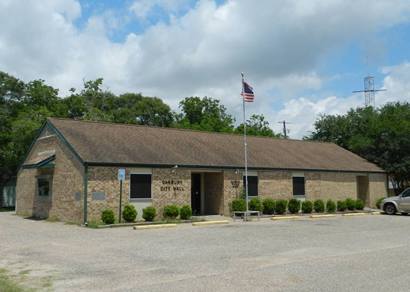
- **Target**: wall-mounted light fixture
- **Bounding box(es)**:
[171,165,178,174]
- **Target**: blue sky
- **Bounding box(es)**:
[0,0,409,137]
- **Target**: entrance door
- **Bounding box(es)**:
[357,176,369,206]
[191,173,201,215]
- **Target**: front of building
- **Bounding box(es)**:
[16,118,387,224]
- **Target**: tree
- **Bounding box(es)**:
[235,114,281,138]
[115,93,173,126]
[176,96,235,132]
[307,103,410,193]
[0,72,64,185]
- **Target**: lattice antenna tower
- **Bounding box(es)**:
[352,56,386,107]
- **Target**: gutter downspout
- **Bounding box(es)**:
[83,163,88,226]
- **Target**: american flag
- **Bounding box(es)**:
[241,80,255,102]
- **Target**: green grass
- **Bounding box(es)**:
[0,207,15,212]
[0,269,25,292]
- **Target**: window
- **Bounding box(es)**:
[243,176,258,197]
[37,177,51,197]
[130,174,152,199]
[293,177,305,196]
[401,188,410,197]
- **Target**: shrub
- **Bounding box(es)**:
[262,198,276,214]
[249,197,263,212]
[313,199,325,213]
[142,206,156,222]
[288,199,301,214]
[355,199,364,210]
[180,205,192,220]
[326,199,336,213]
[101,209,115,225]
[275,200,287,215]
[376,197,386,209]
[345,198,356,211]
[231,199,246,212]
[301,200,313,213]
[163,204,180,219]
[337,200,347,212]
[122,204,137,222]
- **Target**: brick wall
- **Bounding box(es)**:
[222,170,387,212]
[86,167,191,222]
[16,128,84,223]
[369,173,388,207]
[17,133,388,222]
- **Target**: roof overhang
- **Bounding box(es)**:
[22,154,56,169]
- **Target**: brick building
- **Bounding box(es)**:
[16,118,387,224]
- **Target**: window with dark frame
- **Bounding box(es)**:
[130,174,152,199]
[37,177,50,196]
[293,177,305,196]
[243,176,258,197]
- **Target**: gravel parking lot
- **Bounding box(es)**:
[1,212,410,291]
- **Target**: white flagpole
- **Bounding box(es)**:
[241,72,249,221]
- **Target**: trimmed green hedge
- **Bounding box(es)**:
[326,199,336,213]
[313,199,325,213]
[163,205,179,219]
[262,198,275,215]
[337,200,347,211]
[288,199,300,214]
[301,200,313,213]
[180,205,192,220]
[101,209,115,225]
[275,200,287,215]
[142,206,156,222]
[355,199,364,210]
[231,199,246,212]
[122,204,137,222]
[345,198,356,211]
[249,198,263,212]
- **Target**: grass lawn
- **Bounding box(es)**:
[0,269,25,292]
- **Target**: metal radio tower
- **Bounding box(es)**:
[352,75,386,107]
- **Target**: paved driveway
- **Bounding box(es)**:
[1,212,410,291]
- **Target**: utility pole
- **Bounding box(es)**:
[278,120,290,138]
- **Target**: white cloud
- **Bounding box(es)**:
[130,0,192,21]
[378,62,410,103]
[269,62,410,139]
[1,0,410,138]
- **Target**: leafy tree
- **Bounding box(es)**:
[0,73,176,186]
[235,114,281,137]
[176,96,235,132]
[308,103,410,193]
[115,93,173,126]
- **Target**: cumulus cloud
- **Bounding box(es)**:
[271,63,410,138]
[1,0,410,138]
[130,0,192,21]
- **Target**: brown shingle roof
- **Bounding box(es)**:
[48,118,384,173]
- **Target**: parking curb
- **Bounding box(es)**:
[271,216,300,220]
[133,224,177,230]
[310,214,337,218]
[192,220,229,226]
[342,212,367,216]
[371,211,381,215]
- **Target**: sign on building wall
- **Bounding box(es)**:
[118,169,126,181]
